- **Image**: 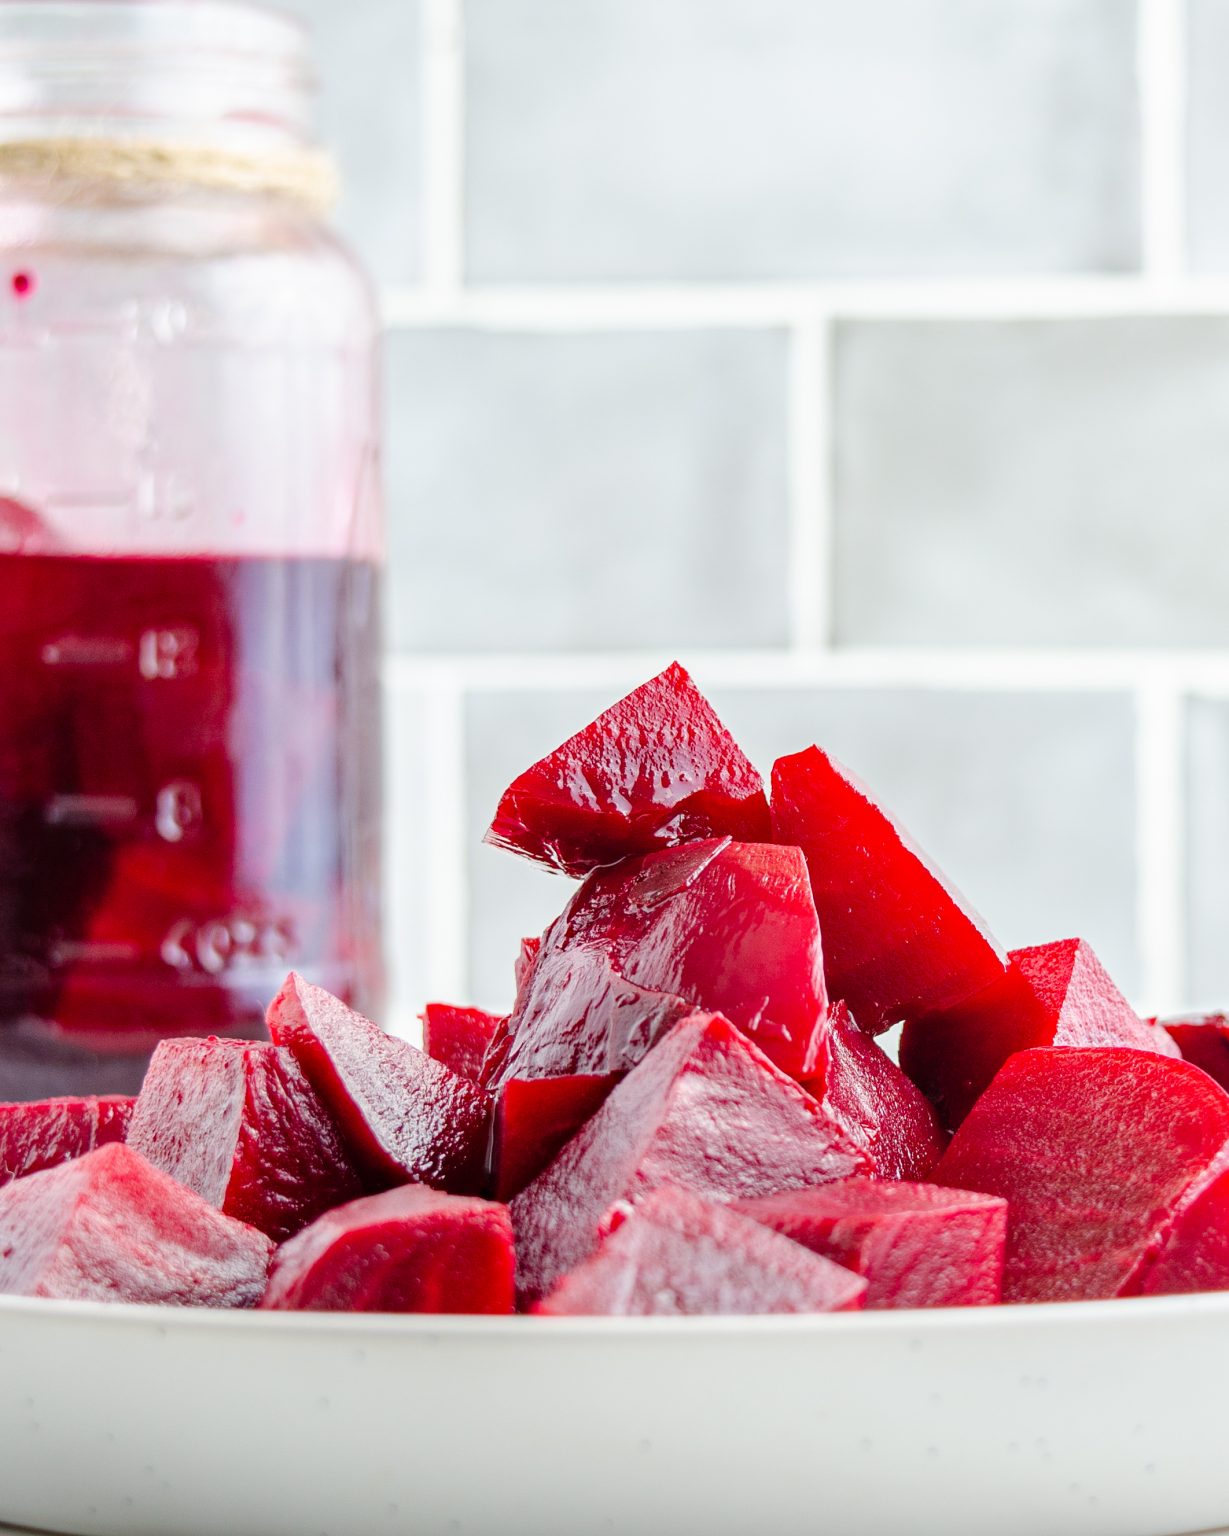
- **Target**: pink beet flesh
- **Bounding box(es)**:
[485,661,770,877]
[934,1047,1229,1302]
[534,1185,866,1316]
[268,972,491,1195]
[1163,1014,1229,1092]
[1132,1161,1229,1296]
[420,1002,504,1084]
[0,1143,272,1305]
[738,1177,1006,1309]
[901,938,1180,1130]
[511,1013,869,1305]
[493,838,829,1088]
[809,1004,947,1181]
[771,746,1006,1035]
[0,1095,132,1187]
[127,1036,364,1242]
[262,1184,515,1313]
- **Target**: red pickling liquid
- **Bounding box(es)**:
[0,550,382,1097]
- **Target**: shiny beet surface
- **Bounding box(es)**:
[489,1071,619,1202]
[511,1013,869,1305]
[127,1036,364,1242]
[0,1142,272,1305]
[485,662,770,878]
[771,746,1006,1036]
[0,1094,131,1186]
[934,1048,1229,1303]
[268,972,490,1195]
[420,1003,503,1084]
[533,1184,866,1316]
[1162,1013,1229,1092]
[738,1177,1006,1309]
[262,1184,515,1314]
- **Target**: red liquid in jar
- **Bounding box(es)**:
[0,551,382,1096]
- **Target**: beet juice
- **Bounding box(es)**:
[0,549,382,1093]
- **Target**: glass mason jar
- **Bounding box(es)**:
[0,1,383,1097]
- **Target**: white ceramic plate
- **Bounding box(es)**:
[1,1292,1227,1536]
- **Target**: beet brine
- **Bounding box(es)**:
[0,551,382,1094]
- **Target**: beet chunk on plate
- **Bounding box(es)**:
[534,1185,866,1317]
[128,1037,364,1243]
[1162,1013,1229,1092]
[739,1177,1005,1309]
[488,1071,621,1203]
[420,1002,503,1084]
[512,1013,869,1306]
[934,1047,1229,1303]
[268,973,491,1195]
[807,1004,946,1181]
[485,661,770,877]
[492,838,829,1088]
[771,746,1007,1035]
[901,937,1179,1130]
[0,1095,132,1187]
[0,1143,272,1306]
[262,1185,515,1314]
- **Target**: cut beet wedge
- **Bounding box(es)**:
[1132,1162,1229,1296]
[262,1185,515,1314]
[771,746,1006,1036]
[534,1185,866,1317]
[738,1177,1006,1309]
[901,938,1180,1130]
[420,1003,504,1084]
[0,1095,132,1187]
[489,1072,620,1203]
[128,1037,364,1243]
[0,1143,273,1306]
[511,1013,869,1305]
[808,1004,947,1182]
[491,838,829,1090]
[933,1047,1229,1303]
[1162,1013,1229,1093]
[268,973,491,1196]
[485,662,770,877]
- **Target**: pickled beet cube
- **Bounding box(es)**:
[771,746,1006,1035]
[0,1095,132,1187]
[489,1071,620,1202]
[261,1185,515,1314]
[1162,1013,1229,1092]
[0,1143,272,1306]
[268,972,491,1195]
[534,1185,866,1317]
[128,1036,364,1242]
[934,1047,1229,1302]
[420,1003,503,1084]
[1132,1163,1229,1297]
[738,1177,1006,1309]
[809,1005,947,1181]
[485,662,770,877]
[512,1013,869,1304]
[900,938,1180,1130]
[492,838,829,1087]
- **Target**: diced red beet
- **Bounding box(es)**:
[771,746,1007,1035]
[738,1177,1006,1309]
[514,935,541,992]
[127,1036,364,1242]
[0,1095,132,1187]
[900,938,1180,1130]
[0,1143,272,1306]
[267,972,491,1196]
[807,1004,947,1181]
[489,1071,619,1202]
[534,1185,866,1316]
[261,1185,515,1314]
[485,662,771,877]
[1162,1013,1229,1093]
[420,1003,504,1084]
[512,1013,869,1305]
[492,838,829,1088]
[933,1047,1229,1302]
[1131,1160,1229,1296]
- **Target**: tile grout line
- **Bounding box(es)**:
[420,0,466,296]
[1135,672,1187,1015]
[787,318,833,650]
[1139,0,1187,281]
[422,680,470,1011]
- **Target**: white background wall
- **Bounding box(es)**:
[282,0,1229,1030]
